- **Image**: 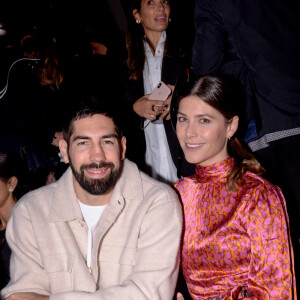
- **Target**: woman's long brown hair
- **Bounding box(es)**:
[21,32,63,90]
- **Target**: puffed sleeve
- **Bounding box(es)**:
[244,183,296,299]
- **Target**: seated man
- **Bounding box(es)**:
[1,97,183,300]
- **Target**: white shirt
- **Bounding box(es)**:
[79,201,107,268]
[143,31,178,184]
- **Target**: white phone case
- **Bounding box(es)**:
[148,81,171,101]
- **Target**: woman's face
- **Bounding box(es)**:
[133,0,170,37]
[176,96,238,166]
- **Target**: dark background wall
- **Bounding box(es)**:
[0,0,195,58]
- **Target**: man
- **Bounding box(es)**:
[1,98,183,300]
[192,0,300,291]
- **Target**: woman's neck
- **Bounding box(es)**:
[0,195,16,230]
[145,31,163,54]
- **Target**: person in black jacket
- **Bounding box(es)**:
[0,31,64,189]
[119,0,194,183]
[192,0,300,292]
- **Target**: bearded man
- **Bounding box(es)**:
[1,97,183,300]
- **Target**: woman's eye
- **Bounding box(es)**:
[200,118,210,123]
[163,0,169,5]
[177,116,186,122]
[147,0,154,5]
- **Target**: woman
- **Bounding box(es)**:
[0,30,64,189]
[174,74,296,299]
[0,152,27,289]
[120,0,194,183]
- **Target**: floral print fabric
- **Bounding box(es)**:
[174,157,296,299]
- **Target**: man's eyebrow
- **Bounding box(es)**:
[73,135,91,142]
[72,134,118,142]
[101,134,118,139]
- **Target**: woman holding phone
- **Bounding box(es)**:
[173,74,296,299]
[119,0,194,183]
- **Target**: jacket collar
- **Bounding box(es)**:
[48,159,144,222]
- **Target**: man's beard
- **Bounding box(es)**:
[69,160,123,195]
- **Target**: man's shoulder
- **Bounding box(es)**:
[13,181,59,214]
[121,159,180,206]
[140,171,179,202]
[13,168,73,217]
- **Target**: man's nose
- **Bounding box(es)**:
[90,143,106,162]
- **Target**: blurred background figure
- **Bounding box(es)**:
[63,22,126,104]
[118,0,194,184]
[0,151,28,290]
[192,0,300,288]
[0,29,64,189]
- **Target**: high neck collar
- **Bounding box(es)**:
[195,157,234,182]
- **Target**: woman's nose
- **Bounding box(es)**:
[157,1,165,11]
[186,122,197,138]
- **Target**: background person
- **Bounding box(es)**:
[119,0,194,183]
[191,0,300,285]
[0,29,64,189]
[173,74,296,299]
[0,152,27,290]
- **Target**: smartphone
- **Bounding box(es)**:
[148,81,172,101]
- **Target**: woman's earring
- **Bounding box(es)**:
[169,17,171,23]
[9,188,13,192]
[136,19,141,24]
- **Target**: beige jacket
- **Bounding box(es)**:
[1,159,183,300]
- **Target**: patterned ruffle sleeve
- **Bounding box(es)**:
[243,181,296,299]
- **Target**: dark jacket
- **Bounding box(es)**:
[0,229,11,290]
[118,55,195,178]
[192,0,300,138]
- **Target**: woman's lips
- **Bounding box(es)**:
[185,143,205,151]
[154,16,167,22]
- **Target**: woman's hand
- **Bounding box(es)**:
[159,84,175,120]
[133,94,166,121]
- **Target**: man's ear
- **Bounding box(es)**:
[227,116,239,139]
[59,139,70,164]
[132,9,141,22]
[120,136,127,160]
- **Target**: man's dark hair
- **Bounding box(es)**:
[62,95,124,144]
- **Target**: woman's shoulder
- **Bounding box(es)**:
[240,171,284,204]
[243,171,279,190]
